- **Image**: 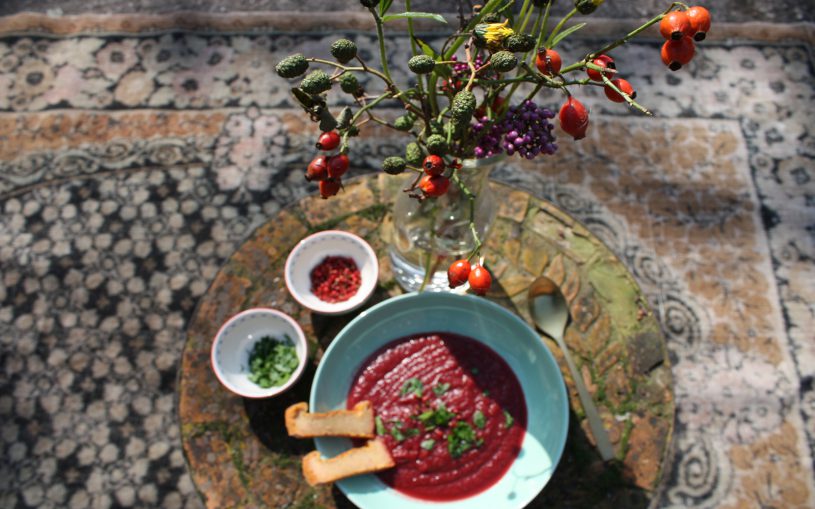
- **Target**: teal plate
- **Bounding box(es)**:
[310,292,569,509]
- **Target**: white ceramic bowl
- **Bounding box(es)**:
[284,230,378,315]
[211,308,308,398]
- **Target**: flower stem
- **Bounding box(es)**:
[600,74,652,115]
[544,8,578,49]
[369,7,392,83]
[450,170,482,262]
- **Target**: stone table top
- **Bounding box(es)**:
[178,174,675,509]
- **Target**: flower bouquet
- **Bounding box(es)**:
[274,0,711,293]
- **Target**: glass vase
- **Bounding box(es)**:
[389,156,501,292]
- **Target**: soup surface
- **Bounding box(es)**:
[347,332,527,501]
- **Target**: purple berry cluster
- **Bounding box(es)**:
[472,100,557,160]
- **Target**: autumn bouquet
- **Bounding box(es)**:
[274,0,711,293]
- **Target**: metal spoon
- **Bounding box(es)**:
[527,275,615,461]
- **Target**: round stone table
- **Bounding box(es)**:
[178,174,675,509]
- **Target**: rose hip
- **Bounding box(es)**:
[447,259,471,288]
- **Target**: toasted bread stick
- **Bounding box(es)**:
[302,438,395,486]
[285,401,375,438]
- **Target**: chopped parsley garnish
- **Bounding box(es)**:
[406,427,421,437]
[417,403,455,429]
[401,377,423,397]
[390,425,406,442]
[504,410,515,428]
[447,422,481,458]
[375,416,386,435]
[246,335,298,388]
[473,410,486,429]
[421,438,436,450]
[433,382,451,396]
[470,367,479,375]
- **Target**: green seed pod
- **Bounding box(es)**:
[504,33,536,53]
[490,51,518,73]
[393,114,416,131]
[318,109,338,132]
[275,54,309,79]
[300,69,332,95]
[408,55,436,74]
[482,13,502,23]
[339,72,360,95]
[347,125,360,137]
[336,107,353,130]
[425,134,448,156]
[575,0,604,15]
[451,90,476,131]
[382,156,407,175]
[330,39,358,64]
[405,142,424,166]
[429,120,445,135]
[359,0,379,7]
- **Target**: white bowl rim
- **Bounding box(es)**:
[210,307,308,399]
[284,229,379,315]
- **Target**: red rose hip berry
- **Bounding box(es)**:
[327,154,350,178]
[319,178,341,198]
[467,265,492,296]
[659,11,693,40]
[586,54,615,81]
[305,155,328,181]
[447,259,471,288]
[535,48,562,76]
[423,155,445,176]
[316,130,341,151]
[604,78,636,103]
[686,6,711,41]
[419,174,450,197]
[559,96,590,140]
[661,36,696,71]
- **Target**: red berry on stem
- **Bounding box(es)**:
[586,54,615,81]
[423,155,445,176]
[468,265,492,296]
[535,48,562,76]
[686,6,711,41]
[319,178,341,198]
[447,259,471,288]
[316,131,341,151]
[305,155,328,181]
[659,11,693,41]
[558,96,590,140]
[327,154,350,178]
[661,36,696,71]
[419,174,450,197]
[604,78,636,103]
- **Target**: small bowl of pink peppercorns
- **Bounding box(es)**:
[284,230,379,315]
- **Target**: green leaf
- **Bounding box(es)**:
[473,410,486,429]
[503,410,514,428]
[390,426,406,442]
[550,22,587,48]
[401,377,423,397]
[382,11,447,24]
[378,0,394,16]
[433,383,451,396]
[447,422,479,458]
[375,416,386,435]
[421,439,436,450]
[414,37,438,60]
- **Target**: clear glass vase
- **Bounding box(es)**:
[389,156,501,292]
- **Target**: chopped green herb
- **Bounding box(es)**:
[504,410,515,428]
[473,410,486,429]
[375,416,386,435]
[401,377,423,397]
[417,403,455,429]
[433,383,451,396]
[390,426,406,442]
[470,367,479,375]
[405,427,421,437]
[482,390,490,396]
[246,335,299,388]
[420,439,436,450]
[447,422,479,458]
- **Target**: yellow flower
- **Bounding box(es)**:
[473,21,515,51]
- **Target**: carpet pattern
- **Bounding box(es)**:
[0,12,813,509]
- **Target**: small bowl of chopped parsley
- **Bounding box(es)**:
[211,308,308,398]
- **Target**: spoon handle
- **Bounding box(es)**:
[553,333,616,461]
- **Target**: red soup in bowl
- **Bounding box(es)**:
[347,332,527,501]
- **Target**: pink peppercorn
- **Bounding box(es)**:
[309,256,361,303]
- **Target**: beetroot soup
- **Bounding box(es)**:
[347,332,527,501]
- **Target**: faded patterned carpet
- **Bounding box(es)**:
[0,11,814,509]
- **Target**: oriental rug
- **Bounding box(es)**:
[0,11,813,509]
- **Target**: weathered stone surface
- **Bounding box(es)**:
[628,330,666,375]
[495,187,530,222]
[624,412,671,490]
